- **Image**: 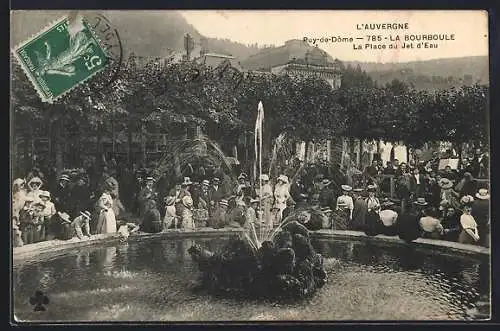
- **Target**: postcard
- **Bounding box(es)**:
[11,10,490,322]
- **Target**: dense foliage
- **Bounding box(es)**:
[11,56,489,176]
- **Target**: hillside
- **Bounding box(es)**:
[344,56,489,89]
[10,10,262,60]
[11,11,488,90]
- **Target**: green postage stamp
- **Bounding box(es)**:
[12,16,109,103]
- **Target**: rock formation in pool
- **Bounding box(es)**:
[188,220,327,299]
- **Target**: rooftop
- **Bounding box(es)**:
[241,39,335,71]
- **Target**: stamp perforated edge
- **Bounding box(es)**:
[11,15,111,104]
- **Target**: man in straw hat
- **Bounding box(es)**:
[472,188,490,247]
[71,210,92,239]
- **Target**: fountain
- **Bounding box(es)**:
[187,101,328,300]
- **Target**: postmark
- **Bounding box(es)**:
[80,13,124,98]
[12,16,109,103]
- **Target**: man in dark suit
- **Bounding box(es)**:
[290,177,306,202]
[409,167,426,198]
[318,179,336,210]
[209,177,225,206]
[472,188,490,247]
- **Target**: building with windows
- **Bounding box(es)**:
[241,39,342,89]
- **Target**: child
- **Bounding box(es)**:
[71,210,92,239]
[18,197,35,244]
[32,201,47,243]
[163,196,178,230]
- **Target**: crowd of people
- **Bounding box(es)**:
[11,152,490,249]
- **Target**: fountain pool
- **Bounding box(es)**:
[13,235,490,322]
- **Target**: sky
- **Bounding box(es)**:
[181,10,488,63]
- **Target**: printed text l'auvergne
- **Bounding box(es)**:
[356,23,409,30]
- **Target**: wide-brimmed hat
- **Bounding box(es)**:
[341,185,352,192]
[367,185,377,192]
[39,191,51,199]
[80,210,92,219]
[460,195,475,205]
[260,174,269,181]
[33,201,45,208]
[59,174,70,182]
[277,174,289,183]
[381,200,395,208]
[212,177,220,183]
[238,173,247,180]
[182,195,193,207]
[201,179,210,186]
[219,199,228,206]
[475,188,490,200]
[438,178,453,189]
[322,179,332,186]
[250,198,260,204]
[413,197,428,206]
[164,196,176,205]
[28,176,42,186]
[353,188,364,193]
[182,177,193,186]
[13,178,25,186]
[145,176,155,182]
[57,212,71,223]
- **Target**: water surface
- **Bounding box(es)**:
[13,236,490,321]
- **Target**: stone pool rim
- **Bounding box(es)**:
[12,228,489,265]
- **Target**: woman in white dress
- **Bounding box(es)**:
[26,177,44,204]
[12,178,27,222]
[257,174,274,227]
[273,174,291,224]
[96,192,117,234]
[366,185,381,213]
[458,200,480,245]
